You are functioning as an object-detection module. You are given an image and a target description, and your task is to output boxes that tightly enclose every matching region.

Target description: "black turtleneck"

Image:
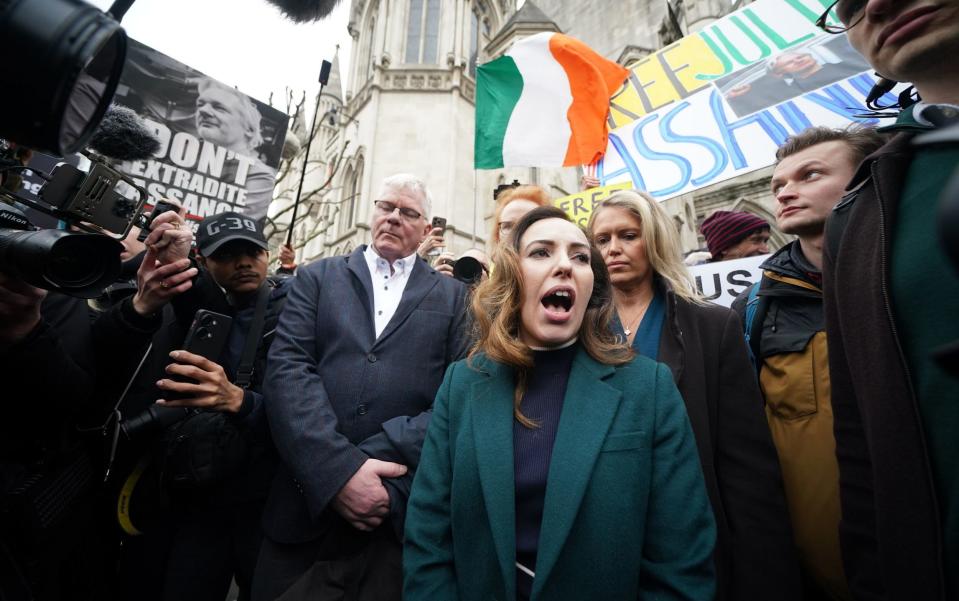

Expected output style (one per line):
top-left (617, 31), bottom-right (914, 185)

top-left (514, 342), bottom-right (577, 597)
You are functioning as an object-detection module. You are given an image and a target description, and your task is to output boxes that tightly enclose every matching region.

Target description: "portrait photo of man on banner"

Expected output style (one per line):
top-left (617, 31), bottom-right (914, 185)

top-left (110, 39), bottom-right (289, 226)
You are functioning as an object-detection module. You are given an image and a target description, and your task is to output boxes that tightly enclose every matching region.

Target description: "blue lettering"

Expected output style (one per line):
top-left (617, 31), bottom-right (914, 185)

top-left (632, 114), bottom-right (692, 197)
top-left (803, 80), bottom-right (872, 122)
top-left (599, 133), bottom-right (646, 190)
top-left (776, 101), bottom-right (813, 134)
top-left (710, 90), bottom-right (790, 169)
top-left (659, 101), bottom-right (729, 187)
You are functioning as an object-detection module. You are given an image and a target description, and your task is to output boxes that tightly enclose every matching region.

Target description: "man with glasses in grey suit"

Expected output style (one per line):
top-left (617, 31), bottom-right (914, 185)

top-left (252, 174), bottom-right (469, 601)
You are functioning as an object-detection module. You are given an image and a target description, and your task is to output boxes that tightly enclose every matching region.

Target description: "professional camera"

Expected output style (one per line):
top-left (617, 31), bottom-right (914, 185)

top-left (436, 255), bottom-right (487, 286)
top-left (0, 141), bottom-right (154, 297)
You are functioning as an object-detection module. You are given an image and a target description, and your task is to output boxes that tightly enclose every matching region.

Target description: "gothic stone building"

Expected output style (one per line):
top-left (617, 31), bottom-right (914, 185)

top-left (268, 0), bottom-right (786, 263)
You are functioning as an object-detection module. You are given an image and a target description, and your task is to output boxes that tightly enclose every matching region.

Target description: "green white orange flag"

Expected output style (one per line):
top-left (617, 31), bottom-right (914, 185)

top-left (474, 32), bottom-right (629, 169)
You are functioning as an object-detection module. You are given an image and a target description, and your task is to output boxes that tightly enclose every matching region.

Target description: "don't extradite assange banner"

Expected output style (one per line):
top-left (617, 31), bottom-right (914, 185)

top-left (112, 40), bottom-right (289, 225)
top-left (598, 0), bottom-right (898, 200)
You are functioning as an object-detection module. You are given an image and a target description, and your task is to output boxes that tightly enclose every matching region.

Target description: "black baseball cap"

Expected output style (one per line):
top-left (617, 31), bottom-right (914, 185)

top-left (195, 212), bottom-right (269, 257)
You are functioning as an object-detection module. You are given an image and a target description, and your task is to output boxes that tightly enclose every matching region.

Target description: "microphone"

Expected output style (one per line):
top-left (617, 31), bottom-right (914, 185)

top-left (865, 76), bottom-right (897, 110)
top-left (261, 0), bottom-right (342, 23)
top-left (87, 105), bottom-right (161, 161)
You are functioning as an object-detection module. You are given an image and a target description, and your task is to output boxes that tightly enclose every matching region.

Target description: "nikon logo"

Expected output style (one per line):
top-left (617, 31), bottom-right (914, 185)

top-left (0, 209), bottom-right (30, 230)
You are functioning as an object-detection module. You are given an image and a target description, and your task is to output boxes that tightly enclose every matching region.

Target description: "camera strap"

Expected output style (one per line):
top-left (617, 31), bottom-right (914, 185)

top-left (235, 282), bottom-right (271, 390)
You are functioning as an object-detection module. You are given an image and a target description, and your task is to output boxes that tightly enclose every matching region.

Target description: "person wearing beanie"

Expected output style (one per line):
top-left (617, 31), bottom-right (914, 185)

top-left (700, 210), bottom-right (771, 262)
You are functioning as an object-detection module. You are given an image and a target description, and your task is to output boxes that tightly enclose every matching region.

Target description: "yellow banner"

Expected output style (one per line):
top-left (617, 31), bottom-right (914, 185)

top-left (607, 0), bottom-right (832, 129)
top-left (554, 182), bottom-right (633, 228)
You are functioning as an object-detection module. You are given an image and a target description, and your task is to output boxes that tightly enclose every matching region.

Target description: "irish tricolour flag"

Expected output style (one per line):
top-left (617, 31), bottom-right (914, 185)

top-left (474, 32), bottom-right (629, 169)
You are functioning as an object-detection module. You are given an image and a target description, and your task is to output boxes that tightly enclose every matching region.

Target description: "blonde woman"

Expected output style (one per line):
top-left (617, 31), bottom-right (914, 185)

top-left (404, 206), bottom-right (715, 600)
top-left (588, 190), bottom-right (801, 601)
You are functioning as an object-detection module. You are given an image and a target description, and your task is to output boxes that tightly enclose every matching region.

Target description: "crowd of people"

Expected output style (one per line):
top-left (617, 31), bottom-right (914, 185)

top-left (1, 1), bottom-right (958, 600)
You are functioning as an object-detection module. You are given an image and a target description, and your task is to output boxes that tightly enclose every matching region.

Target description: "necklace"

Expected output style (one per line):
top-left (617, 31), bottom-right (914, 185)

top-left (620, 297), bottom-right (653, 337)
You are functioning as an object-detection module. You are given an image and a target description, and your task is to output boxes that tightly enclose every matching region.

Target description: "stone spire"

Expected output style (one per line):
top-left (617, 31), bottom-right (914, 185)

top-left (322, 44), bottom-right (344, 103)
top-left (486, 0), bottom-right (560, 59)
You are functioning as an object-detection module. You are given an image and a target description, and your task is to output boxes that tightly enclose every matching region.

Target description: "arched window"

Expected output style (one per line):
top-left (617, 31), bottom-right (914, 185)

top-left (469, 1), bottom-right (492, 76)
top-left (366, 16), bottom-right (377, 76)
top-left (339, 157), bottom-right (364, 235)
top-left (405, 0), bottom-right (441, 64)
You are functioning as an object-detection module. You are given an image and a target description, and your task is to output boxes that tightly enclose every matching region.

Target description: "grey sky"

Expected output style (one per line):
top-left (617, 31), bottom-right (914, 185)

top-left (89, 0), bottom-right (353, 119)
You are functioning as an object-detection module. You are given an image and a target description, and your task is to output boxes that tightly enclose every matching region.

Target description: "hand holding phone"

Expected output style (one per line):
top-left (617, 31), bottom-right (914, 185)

top-left (156, 309), bottom-right (246, 413)
top-left (427, 216), bottom-right (447, 256)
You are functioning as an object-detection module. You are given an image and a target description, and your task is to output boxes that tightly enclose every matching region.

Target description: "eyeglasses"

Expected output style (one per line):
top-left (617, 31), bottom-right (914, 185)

top-left (816, 0), bottom-right (867, 34)
top-left (373, 200), bottom-right (424, 222)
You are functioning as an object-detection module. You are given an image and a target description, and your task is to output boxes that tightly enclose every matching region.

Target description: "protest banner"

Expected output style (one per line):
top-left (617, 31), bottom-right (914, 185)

top-left (689, 254), bottom-right (768, 308)
top-left (554, 182), bottom-right (633, 227)
top-left (608, 0), bottom-right (852, 128)
top-left (111, 40), bottom-right (288, 226)
top-left (598, 0), bottom-right (901, 201)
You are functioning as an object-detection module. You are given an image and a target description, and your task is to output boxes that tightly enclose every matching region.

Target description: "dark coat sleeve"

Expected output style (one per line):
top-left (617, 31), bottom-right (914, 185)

top-left (402, 362), bottom-right (460, 600)
top-left (822, 217), bottom-right (884, 600)
top-left (2, 319), bottom-right (94, 424)
top-left (88, 296), bottom-right (164, 413)
top-left (264, 263), bottom-right (369, 520)
top-left (713, 308), bottom-right (803, 600)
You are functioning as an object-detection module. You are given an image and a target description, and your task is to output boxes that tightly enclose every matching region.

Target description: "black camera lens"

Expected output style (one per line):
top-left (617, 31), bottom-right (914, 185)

top-left (453, 256), bottom-right (486, 285)
top-left (193, 327), bottom-right (213, 341)
top-left (0, 0), bottom-right (127, 154)
top-left (0, 228), bottom-right (122, 298)
top-left (200, 315), bottom-right (217, 327)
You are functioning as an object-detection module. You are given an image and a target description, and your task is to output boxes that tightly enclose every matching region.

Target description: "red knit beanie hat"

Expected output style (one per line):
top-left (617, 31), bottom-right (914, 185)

top-left (700, 211), bottom-right (770, 258)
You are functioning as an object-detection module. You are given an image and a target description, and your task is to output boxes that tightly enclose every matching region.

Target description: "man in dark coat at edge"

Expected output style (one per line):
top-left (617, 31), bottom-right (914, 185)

top-left (818, 1), bottom-right (959, 599)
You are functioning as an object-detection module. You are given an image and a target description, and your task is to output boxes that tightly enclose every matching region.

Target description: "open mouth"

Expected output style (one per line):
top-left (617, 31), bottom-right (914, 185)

top-left (541, 286), bottom-right (575, 322)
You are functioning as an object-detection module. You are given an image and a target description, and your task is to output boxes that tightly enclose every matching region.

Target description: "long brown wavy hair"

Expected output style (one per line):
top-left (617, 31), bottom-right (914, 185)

top-left (470, 206), bottom-right (634, 427)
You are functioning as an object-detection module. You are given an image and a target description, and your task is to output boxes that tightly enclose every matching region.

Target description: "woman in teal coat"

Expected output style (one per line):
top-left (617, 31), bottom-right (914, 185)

top-left (404, 206), bottom-right (716, 600)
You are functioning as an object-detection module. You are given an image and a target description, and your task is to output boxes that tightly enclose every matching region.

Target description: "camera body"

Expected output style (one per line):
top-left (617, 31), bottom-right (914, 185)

top-left (0, 151), bottom-right (153, 298)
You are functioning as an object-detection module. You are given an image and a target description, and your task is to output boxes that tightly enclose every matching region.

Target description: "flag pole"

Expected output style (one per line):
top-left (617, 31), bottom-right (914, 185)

top-left (472, 168), bottom-right (478, 246)
top-left (287, 59), bottom-right (332, 247)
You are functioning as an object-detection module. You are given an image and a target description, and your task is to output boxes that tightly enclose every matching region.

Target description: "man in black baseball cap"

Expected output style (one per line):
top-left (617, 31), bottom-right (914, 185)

top-left (142, 210), bottom-right (286, 600)
top-left (194, 211), bottom-right (271, 301)
top-left (196, 211), bottom-right (270, 257)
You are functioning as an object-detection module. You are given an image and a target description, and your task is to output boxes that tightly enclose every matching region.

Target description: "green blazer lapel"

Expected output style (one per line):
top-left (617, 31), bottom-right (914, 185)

top-left (532, 349), bottom-right (621, 597)
top-left (470, 360), bottom-right (517, 599)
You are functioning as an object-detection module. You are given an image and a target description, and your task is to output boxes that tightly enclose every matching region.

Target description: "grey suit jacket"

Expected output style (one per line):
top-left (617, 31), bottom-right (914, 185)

top-left (262, 246), bottom-right (469, 544)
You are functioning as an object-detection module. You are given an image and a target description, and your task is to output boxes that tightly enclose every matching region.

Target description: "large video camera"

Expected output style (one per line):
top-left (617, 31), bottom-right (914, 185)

top-left (0, 140), bottom-right (157, 297)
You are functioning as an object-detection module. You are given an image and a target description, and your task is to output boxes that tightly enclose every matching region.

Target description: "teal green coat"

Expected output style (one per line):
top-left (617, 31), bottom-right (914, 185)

top-left (404, 347), bottom-right (716, 600)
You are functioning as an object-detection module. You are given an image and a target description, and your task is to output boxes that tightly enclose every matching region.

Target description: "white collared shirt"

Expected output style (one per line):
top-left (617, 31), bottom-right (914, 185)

top-left (364, 245), bottom-right (418, 338)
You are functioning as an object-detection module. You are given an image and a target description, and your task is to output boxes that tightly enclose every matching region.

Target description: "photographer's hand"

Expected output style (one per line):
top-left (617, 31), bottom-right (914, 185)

top-left (416, 227), bottom-right (445, 259)
top-left (434, 251), bottom-right (456, 277)
top-left (131, 247), bottom-right (197, 316)
top-left (144, 205), bottom-right (192, 265)
top-left (0, 273), bottom-right (46, 349)
top-left (155, 350), bottom-right (244, 413)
